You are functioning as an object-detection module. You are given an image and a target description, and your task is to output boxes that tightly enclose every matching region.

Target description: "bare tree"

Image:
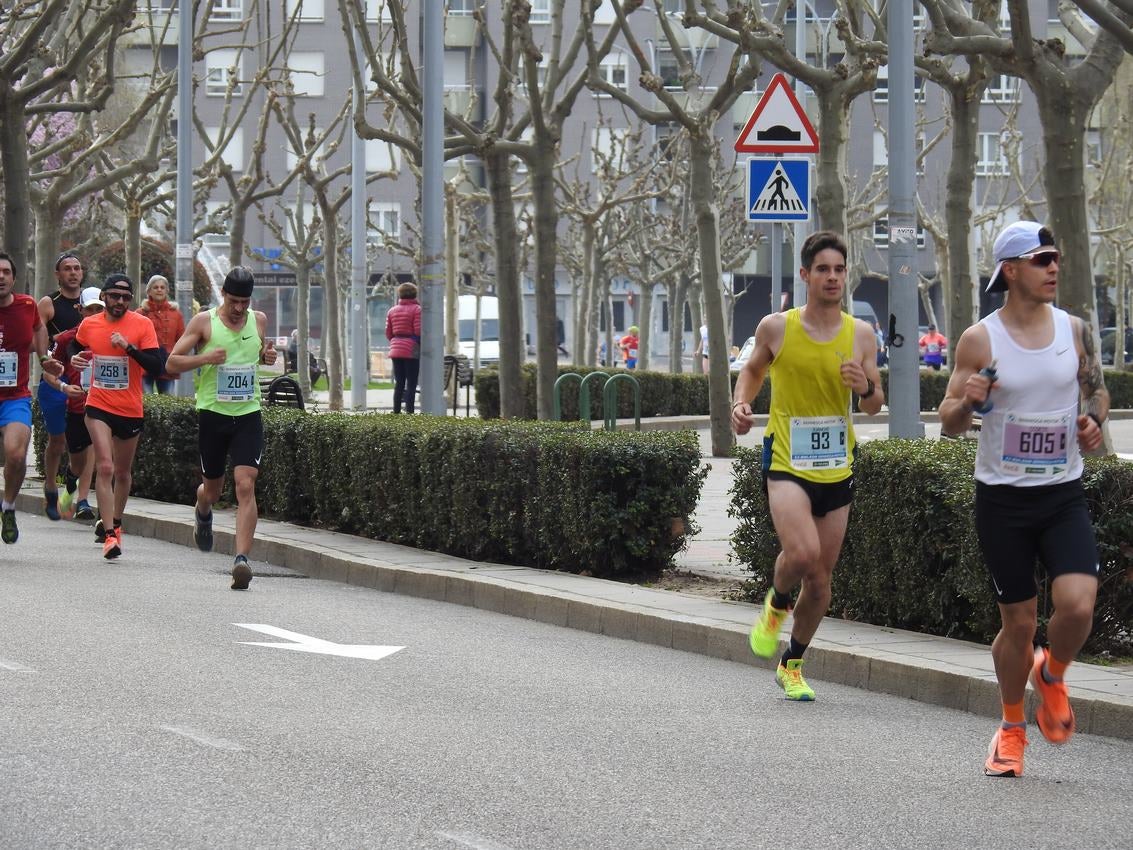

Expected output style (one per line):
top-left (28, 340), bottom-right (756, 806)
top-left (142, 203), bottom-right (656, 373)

top-left (0, 0), bottom-right (137, 280)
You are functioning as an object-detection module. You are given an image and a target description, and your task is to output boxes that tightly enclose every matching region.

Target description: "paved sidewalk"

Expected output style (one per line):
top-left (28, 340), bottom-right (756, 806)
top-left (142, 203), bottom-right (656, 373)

top-left (13, 476), bottom-right (1133, 742)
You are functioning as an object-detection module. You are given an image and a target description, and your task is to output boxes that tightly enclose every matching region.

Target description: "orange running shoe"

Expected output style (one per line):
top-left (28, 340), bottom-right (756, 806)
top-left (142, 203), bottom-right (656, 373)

top-left (984, 726), bottom-right (1027, 777)
top-left (1030, 646), bottom-right (1075, 745)
top-left (103, 528), bottom-right (122, 560)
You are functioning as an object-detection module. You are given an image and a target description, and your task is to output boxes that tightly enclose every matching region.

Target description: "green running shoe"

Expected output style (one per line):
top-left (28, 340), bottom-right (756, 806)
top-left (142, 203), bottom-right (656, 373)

top-left (59, 487), bottom-right (75, 519)
top-left (1, 509), bottom-right (17, 544)
top-left (776, 659), bottom-right (816, 701)
top-left (749, 588), bottom-right (789, 658)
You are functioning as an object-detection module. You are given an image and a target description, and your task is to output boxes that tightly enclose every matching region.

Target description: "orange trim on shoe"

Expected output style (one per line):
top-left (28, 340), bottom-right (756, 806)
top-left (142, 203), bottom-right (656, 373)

top-left (1030, 647), bottom-right (1075, 745)
top-left (984, 726), bottom-right (1027, 777)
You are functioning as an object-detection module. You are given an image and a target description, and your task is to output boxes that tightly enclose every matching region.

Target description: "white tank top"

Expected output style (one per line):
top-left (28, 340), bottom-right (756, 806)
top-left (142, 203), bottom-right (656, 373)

top-left (975, 307), bottom-right (1082, 487)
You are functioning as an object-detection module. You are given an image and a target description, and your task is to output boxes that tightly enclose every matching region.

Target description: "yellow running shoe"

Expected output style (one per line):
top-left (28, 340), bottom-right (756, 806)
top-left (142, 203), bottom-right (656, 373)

top-left (776, 659), bottom-right (816, 701)
top-left (749, 588), bottom-right (789, 658)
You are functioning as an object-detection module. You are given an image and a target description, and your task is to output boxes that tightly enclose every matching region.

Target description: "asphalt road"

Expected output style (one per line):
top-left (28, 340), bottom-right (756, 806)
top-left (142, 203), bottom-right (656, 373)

top-left (2, 514), bottom-right (1131, 850)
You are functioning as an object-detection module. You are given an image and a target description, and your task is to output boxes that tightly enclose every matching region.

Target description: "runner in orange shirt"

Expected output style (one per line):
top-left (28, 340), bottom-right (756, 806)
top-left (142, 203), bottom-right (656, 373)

top-left (71, 274), bottom-right (164, 559)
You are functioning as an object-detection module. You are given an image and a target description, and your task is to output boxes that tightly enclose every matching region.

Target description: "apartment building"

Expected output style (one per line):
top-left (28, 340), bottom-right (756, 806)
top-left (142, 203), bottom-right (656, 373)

top-left (128, 0), bottom-right (1093, 357)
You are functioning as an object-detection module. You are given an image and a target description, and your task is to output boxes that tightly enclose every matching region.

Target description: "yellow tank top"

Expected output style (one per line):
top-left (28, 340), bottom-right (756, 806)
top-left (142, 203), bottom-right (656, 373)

top-left (765, 308), bottom-right (856, 483)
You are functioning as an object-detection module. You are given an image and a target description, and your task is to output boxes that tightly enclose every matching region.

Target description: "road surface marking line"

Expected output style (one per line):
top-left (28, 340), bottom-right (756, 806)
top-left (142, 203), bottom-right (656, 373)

top-left (0, 658), bottom-right (36, 673)
top-left (436, 832), bottom-right (517, 850)
top-left (159, 725), bottom-right (245, 752)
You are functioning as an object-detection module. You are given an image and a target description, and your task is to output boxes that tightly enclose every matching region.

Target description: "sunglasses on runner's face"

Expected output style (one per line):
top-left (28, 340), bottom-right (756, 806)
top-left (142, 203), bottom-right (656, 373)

top-left (103, 292), bottom-right (131, 301)
top-left (1014, 250), bottom-right (1059, 268)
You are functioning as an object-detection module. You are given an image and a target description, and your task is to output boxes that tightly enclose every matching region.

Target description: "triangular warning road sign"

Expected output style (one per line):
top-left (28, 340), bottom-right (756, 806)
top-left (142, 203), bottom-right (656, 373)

top-left (735, 73), bottom-right (819, 154)
top-left (750, 162), bottom-right (806, 215)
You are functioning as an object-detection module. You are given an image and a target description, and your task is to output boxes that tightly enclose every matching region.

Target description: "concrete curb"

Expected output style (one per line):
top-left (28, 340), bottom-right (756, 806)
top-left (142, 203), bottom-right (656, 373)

top-left (16, 488), bottom-right (1132, 741)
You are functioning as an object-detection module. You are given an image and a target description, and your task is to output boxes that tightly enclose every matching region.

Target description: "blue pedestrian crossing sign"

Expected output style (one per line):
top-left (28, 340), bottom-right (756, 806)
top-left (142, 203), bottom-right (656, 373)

top-left (746, 157), bottom-right (811, 223)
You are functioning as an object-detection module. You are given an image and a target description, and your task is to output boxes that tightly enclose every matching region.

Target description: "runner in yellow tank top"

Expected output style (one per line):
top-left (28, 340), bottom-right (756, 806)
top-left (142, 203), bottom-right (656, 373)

top-left (731, 231), bottom-right (885, 700)
top-left (166, 268), bottom-right (278, 591)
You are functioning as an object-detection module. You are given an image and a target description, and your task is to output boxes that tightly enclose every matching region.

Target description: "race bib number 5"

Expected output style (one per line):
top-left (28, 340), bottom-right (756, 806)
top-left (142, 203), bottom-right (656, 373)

top-left (0, 351), bottom-right (17, 387)
top-left (789, 416), bottom-right (849, 470)
top-left (217, 364), bottom-right (257, 402)
top-left (92, 355), bottom-right (129, 390)
top-left (1001, 411), bottom-right (1072, 477)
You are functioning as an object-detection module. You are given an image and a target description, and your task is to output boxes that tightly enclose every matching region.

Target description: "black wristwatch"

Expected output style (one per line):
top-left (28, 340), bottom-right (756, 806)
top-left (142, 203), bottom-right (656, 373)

top-left (859, 378), bottom-right (876, 400)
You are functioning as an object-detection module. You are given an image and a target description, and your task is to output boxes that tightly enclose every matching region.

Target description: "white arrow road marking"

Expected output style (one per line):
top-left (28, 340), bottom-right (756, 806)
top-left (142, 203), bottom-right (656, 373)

top-left (0, 658), bottom-right (36, 673)
top-left (233, 624), bottom-right (405, 661)
top-left (436, 832), bottom-right (518, 850)
top-left (159, 725), bottom-right (245, 752)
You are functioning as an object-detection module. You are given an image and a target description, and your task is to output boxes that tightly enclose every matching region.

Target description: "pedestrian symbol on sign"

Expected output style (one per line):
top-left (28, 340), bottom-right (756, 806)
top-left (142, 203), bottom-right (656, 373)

top-left (746, 158), bottom-right (811, 222)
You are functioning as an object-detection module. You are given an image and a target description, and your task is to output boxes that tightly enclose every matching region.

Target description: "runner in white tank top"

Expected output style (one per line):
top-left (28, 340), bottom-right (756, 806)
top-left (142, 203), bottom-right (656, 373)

top-left (939, 221), bottom-right (1109, 778)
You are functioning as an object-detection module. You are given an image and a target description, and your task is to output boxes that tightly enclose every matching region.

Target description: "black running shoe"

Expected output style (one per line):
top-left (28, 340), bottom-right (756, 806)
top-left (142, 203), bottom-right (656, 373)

top-left (44, 490), bottom-right (61, 521)
top-left (1, 509), bottom-right (17, 544)
top-left (194, 510), bottom-right (213, 552)
top-left (94, 518), bottom-right (106, 543)
top-left (75, 500), bottom-right (96, 521)
top-left (231, 556), bottom-right (252, 591)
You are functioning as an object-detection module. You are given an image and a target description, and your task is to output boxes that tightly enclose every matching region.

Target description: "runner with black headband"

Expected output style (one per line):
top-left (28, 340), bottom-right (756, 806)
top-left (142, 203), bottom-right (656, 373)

top-left (167, 267), bottom-right (277, 590)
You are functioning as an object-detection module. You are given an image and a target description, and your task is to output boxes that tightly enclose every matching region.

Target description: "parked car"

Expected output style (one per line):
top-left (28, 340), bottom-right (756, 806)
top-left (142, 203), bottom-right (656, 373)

top-left (1100, 327), bottom-right (1133, 365)
top-left (731, 335), bottom-right (756, 371)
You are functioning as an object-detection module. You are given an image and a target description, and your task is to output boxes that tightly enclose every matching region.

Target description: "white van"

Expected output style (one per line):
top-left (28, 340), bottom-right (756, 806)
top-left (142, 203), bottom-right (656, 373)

top-left (457, 294), bottom-right (500, 364)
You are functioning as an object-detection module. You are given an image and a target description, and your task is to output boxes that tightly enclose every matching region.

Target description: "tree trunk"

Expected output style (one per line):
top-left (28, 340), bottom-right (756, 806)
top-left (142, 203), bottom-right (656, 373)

top-left (669, 274), bottom-right (689, 374)
top-left (638, 279), bottom-right (655, 372)
top-left (813, 86), bottom-right (850, 235)
top-left (484, 149), bottom-right (524, 418)
top-left (445, 187), bottom-right (459, 355)
top-left (0, 98), bottom-right (31, 286)
top-left (33, 201), bottom-right (62, 299)
top-left (529, 153), bottom-right (559, 420)
top-left (320, 212), bottom-right (344, 410)
top-left (690, 133), bottom-right (733, 457)
top-left (576, 219), bottom-right (595, 364)
top-left (945, 75), bottom-right (983, 353)
top-left (297, 263), bottom-right (312, 398)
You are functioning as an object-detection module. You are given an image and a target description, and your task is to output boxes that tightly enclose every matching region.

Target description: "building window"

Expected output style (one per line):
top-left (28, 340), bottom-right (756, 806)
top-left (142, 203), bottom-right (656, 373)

top-left (285, 0), bottom-right (324, 21)
top-left (873, 214), bottom-right (926, 249)
top-left (443, 49), bottom-right (467, 89)
top-left (982, 73), bottom-right (1019, 104)
top-left (365, 139), bottom-right (402, 173)
top-left (369, 202), bottom-right (401, 241)
top-left (366, 0), bottom-right (392, 20)
top-left (139, 0), bottom-right (175, 10)
top-left (976, 132), bottom-right (1010, 176)
top-left (873, 65), bottom-right (925, 104)
top-left (592, 127), bottom-right (629, 173)
top-left (597, 54), bottom-right (627, 93)
top-left (530, 0), bottom-right (551, 24)
top-left (205, 126), bottom-right (244, 173)
top-left (209, 0), bottom-right (243, 22)
top-left (447, 0), bottom-right (475, 14)
top-left (656, 48), bottom-right (690, 90)
top-left (205, 49), bottom-right (243, 97)
top-left (287, 52), bottom-right (326, 97)
top-left (285, 202), bottom-right (317, 244)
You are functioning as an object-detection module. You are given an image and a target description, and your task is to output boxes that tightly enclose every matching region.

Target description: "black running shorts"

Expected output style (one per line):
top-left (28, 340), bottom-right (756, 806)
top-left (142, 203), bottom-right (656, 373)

top-left (975, 478), bottom-right (1099, 605)
top-left (198, 409), bottom-right (264, 480)
top-left (65, 411), bottom-right (92, 454)
top-left (85, 405), bottom-right (145, 441)
top-left (762, 435), bottom-right (853, 518)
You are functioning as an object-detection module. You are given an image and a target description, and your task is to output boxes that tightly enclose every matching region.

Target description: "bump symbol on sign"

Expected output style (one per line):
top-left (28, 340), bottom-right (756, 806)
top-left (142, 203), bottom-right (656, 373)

top-left (751, 164), bottom-right (806, 215)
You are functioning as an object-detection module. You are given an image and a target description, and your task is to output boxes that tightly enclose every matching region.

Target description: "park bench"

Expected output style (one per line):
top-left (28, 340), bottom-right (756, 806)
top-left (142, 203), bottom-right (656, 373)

top-left (443, 354), bottom-right (474, 416)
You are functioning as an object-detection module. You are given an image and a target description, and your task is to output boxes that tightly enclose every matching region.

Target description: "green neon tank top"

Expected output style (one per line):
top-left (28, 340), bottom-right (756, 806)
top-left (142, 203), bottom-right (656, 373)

top-left (195, 309), bottom-right (262, 415)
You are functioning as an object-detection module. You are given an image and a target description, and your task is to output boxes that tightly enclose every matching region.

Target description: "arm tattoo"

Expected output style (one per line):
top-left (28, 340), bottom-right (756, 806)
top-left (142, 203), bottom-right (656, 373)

top-left (1078, 320), bottom-right (1109, 419)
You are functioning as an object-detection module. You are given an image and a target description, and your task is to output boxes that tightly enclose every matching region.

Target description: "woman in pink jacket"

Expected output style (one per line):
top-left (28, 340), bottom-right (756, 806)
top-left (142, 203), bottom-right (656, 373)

top-left (385, 282), bottom-right (422, 413)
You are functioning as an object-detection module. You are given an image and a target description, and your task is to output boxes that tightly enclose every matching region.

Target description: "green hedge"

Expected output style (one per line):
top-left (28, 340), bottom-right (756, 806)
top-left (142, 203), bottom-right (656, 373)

top-left (730, 439), bottom-right (1133, 655)
top-left (40, 396), bottom-right (706, 580)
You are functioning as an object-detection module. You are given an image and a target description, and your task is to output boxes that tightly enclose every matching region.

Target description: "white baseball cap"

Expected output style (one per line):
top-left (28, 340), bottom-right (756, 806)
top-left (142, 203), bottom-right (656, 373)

top-left (986, 221), bottom-right (1057, 293)
top-left (80, 286), bottom-right (103, 308)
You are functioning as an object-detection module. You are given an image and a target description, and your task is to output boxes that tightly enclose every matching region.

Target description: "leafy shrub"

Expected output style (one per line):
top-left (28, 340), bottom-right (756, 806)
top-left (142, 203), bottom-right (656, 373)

top-left (38, 396), bottom-right (706, 580)
top-left (730, 439), bottom-right (1133, 654)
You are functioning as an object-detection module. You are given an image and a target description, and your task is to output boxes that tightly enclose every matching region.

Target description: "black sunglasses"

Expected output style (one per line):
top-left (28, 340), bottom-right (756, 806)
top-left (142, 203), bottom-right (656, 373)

top-left (103, 292), bottom-right (132, 301)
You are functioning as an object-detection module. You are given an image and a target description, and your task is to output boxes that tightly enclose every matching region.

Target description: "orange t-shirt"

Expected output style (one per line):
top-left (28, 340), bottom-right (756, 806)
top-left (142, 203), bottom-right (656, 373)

top-left (75, 310), bottom-right (159, 418)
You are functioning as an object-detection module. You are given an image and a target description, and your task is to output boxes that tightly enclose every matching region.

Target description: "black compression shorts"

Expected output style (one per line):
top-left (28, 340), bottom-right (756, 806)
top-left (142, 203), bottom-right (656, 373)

top-left (198, 409), bottom-right (263, 480)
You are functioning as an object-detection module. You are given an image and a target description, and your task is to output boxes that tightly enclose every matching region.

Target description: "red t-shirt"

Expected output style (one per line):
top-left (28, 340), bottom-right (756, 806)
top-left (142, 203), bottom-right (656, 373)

top-left (75, 310), bottom-right (158, 419)
top-left (50, 327), bottom-right (89, 415)
top-left (0, 294), bottom-right (43, 401)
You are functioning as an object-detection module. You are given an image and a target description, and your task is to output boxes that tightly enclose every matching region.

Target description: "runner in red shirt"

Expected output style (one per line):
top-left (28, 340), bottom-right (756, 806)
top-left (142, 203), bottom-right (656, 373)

top-left (0, 251), bottom-right (63, 544)
top-left (43, 287), bottom-right (105, 520)
top-left (71, 274), bottom-right (164, 559)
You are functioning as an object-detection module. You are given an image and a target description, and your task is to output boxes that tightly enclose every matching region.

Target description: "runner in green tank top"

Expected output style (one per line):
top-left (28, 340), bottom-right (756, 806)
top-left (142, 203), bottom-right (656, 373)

top-left (166, 268), bottom-right (278, 590)
top-left (730, 231), bottom-right (885, 701)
